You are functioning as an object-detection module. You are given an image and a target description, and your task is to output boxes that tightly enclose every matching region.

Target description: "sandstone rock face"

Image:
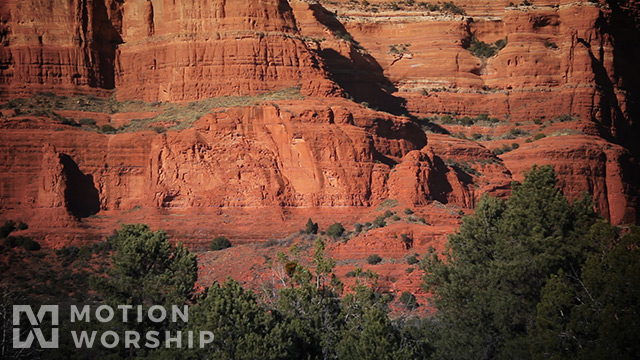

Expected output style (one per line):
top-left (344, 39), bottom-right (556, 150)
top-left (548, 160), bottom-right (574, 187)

top-left (326, 0), bottom-right (639, 152)
top-left (0, 0), bottom-right (338, 100)
top-left (0, 0), bottom-right (638, 251)
top-left (500, 135), bottom-right (638, 225)
top-left (0, 0), bottom-right (121, 97)
top-left (2, 101), bottom-right (477, 246)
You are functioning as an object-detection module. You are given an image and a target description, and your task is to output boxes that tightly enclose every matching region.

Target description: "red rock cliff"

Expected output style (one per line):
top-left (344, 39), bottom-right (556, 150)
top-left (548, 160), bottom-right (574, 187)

top-left (0, 0), bottom-right (339, 100)
top-left (0, 0), bottom-right (638, 248)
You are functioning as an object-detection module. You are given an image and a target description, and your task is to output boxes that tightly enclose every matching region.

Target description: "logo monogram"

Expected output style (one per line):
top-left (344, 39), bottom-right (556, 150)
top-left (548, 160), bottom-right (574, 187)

top-left (13, 305), bottom-right (59, 349)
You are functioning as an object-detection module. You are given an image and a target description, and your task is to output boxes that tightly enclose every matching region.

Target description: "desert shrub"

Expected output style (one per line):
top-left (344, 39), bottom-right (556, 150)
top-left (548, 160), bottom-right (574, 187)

top-left (441, 1), bottom-right (465, 15)
top-left (56, 113), bottom-right (79, 127)
top-left (554, 114), bottom-right (576, 122)
top-left (210, 236), bottom-right (232, 251)
top-left (22, 238), bottom-right (40, 251)
top-left (78, 246), bottom-right (92, 260)
top-left (510, 128), bottom-right (528, 136)
top-left (493, 144), bottom-right (518, 155)
top-left (533, 118), bottom-right (543, 125)
top-left (404, 208), bottom-right (414, 215)
top-left (101, 124), bottom-right (117, 133)
top-left (345, 268), bottom-right (360, 277)
top-left (90, 240), bottom-right (112, 254)
top-left (261, 239), bottom-right (279, 248)
top-left (468, 38), bottom-right (507, 58)
top-left (367, 254), bottom-right (383, 265)
top-left (407, 255), bottom-right (419, 265)
top-left (460, 116), bottom-right (474, 126)
top-left (445, 159), bottom-right (480, 176)
top-left (354, 223), bottom-right (363, 233)
top-left (305, 218), bottom-right (319, 234)
top-left (3, 235), bottom-right (20, 247)
top-left (373, 216), bottom-right (387, 228)
top-left (327, 223), bottom-right (345, 239)
top-left (388, 43), bottom-right (411, 55)
top-left (534, 133), bottom-right (547, 141)
top-left (440, 115), bottom-right (455, 124)
top-left (334, 31), bottom-right (363, 49)
top-left (79, 118), bottom-right (97, 126)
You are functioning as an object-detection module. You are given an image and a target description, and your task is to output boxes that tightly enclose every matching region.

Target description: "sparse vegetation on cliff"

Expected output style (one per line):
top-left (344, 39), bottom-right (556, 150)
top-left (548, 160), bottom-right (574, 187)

top-left (544, 39), bottom-right (558, 49)
top-left (367, 254), bottom-right (383, 265)
top-left (327, 222), bottom-right (346, 239)
top-left (331, 0), bottom-right (466, 15)
top-left (0, 87), bottom-right (303, 133)
top-left (466, 37), bottom-right (507, 58)
top-left (534, 132), bottom-right (547, 141)
top-left (388, 43), bottom-right (411, 55)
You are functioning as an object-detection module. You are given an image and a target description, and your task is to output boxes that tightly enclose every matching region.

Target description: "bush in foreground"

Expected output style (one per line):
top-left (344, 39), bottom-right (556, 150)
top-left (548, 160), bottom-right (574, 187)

top-left (210, 236), bottom-right (232, 251)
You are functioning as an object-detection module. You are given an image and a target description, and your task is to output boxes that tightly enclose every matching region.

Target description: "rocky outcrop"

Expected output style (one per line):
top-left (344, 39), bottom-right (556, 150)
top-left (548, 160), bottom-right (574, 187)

top-left (500, 135), bottom-right (638, 225)
top-left (0, 101), bottom-right (473, 246)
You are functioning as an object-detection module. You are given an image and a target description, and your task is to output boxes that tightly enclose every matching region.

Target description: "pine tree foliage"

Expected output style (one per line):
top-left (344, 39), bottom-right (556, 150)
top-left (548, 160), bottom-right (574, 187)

top-left (534, 222), bottom-right (640, 360)
top-left (92, 223), bottom-right (197, 307)
top-left (421, 165), bottom-right (597, 359)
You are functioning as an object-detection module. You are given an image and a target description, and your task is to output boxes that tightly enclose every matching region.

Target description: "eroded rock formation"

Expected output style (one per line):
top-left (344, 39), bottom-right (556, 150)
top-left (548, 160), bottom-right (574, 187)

top-left (0, 0), bottom-right (638, 250)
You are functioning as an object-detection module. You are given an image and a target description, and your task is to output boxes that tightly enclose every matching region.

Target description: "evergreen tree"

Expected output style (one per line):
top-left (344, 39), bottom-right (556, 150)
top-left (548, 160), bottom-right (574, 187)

top-left (305, 218), bottom-right (319, 234)
top-left (534, 222), bottom-right (640, 360)
top-left (275, 238), bottom-right (343, 359)
top-left (89, 224), bottom-right (197, 357)
top-left (337, 307), bottom-right (408, 360)
top-left (93, 223), bottom-right (197, 307)
top-left (326, 223), bottom-right (345, 239)
top-left (183, 280), bottom-right (292, 360)
top-left (421, 165), bottom-right (596, 360)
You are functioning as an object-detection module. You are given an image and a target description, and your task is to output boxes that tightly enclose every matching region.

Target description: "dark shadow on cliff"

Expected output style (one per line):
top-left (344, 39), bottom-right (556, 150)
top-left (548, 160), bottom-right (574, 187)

top-left (596, 2), bottom-right (640, 157)
top-left (426, 155), bottom-right (454, 204)
top-left (60, 154), bottom-right (100, 219)
top-left (423, 154), bottom-right (476, 206)
top-left (410, 116), bottom-right (451, 135)
top-left (84, 0), bottom-right (123, 89)
top-left (307, 4), bottom-right (407, 115)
